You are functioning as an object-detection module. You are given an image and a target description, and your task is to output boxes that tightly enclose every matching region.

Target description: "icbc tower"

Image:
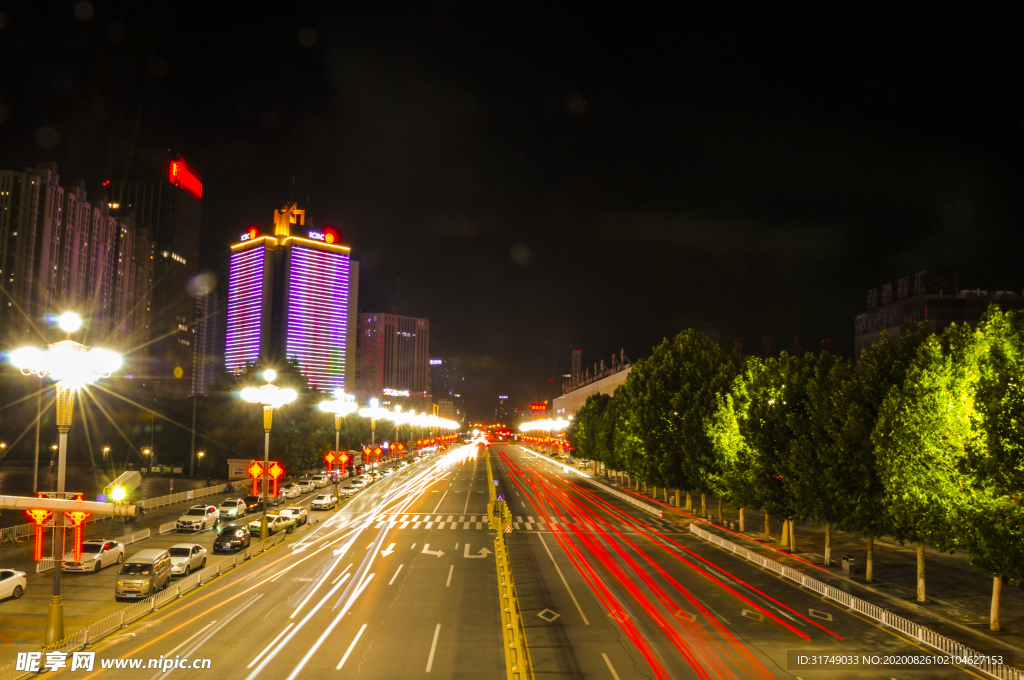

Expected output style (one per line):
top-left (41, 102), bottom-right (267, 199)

top-left (224, 203), bottom-right (359, 392)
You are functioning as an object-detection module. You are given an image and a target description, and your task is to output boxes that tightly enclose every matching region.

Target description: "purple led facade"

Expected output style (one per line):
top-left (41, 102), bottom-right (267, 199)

top-left (284, 244), bottom-right (349, 391)
top-left (225, 244), bottom-right (266, 373)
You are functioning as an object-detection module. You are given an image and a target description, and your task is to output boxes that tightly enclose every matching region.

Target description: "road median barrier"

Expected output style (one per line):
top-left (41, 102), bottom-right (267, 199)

top-left (494, 507), bottom-right (533, 680)
top-left (688, 523), bottom-right (1022, 680)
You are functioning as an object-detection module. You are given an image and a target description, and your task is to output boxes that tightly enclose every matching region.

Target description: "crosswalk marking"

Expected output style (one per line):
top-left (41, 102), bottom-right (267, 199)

top-left (362, 513), bottom-right (682, 533)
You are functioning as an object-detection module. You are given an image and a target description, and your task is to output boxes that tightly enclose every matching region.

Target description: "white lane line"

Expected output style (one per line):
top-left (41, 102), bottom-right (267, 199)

top-left (248, 622), bottom-right (295, 668)
top-left (165, 620), bottom-right (217, 658)
top-left (389, 564), bottom-right (404, 585)
top-left (462, 484), bottom-right (472, 513)
top-left (538, 533), bottom-right (589, 625)
top-left (446, 564), bottom-right (454, 587)
top-left (331, 563), bottom-right (354, 584)
top-left (425, 623), bottom-right (441, 672)
top-left (336, 623), bottom-right (368, 669)
top-left (602, 653), bottom-right (621, 680)
top-left (155, 594), bottom-right (263, 680)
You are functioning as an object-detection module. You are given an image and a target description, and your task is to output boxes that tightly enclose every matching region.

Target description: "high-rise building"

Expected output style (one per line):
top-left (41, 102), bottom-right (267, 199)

top-left (355, 311), bottom-right (430, 403)
top-left (192, 291), bottom-right (226, 395)
top-left (109, 151), bottom-right (202, 397)
top-left (224, 204), bottom-right (357, 392)
top-left (0, 162), bottom-right (138, 349)
top-left (429, 356), bottom-right (465, 423)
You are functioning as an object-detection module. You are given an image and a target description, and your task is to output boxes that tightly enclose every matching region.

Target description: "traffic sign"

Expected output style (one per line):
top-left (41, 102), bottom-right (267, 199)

top-left (493, 480), bottom-right (499, 486)
top-left (504, 525), bottom-right (513, 533)
top-left (497, 494), bottom-right (505, 502)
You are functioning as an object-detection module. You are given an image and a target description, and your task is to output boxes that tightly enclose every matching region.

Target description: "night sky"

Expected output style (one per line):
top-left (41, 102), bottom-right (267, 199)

top-left (2, 3), bottom-right (1022, 420)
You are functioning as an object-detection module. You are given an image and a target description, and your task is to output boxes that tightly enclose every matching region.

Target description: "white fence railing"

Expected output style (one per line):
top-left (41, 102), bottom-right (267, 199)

top-left (0, 531), bottom-right (289, 672)
top-left (518, 446), bottom-right (664, 519)
top-left (1, 485), bottom-right (228, 549)
top-left (158, 521), bottom-right (178, 534)
top-left (35, 529), bottom-right (152, 573)
top-left (688, 523), bottom-right (1022, 680)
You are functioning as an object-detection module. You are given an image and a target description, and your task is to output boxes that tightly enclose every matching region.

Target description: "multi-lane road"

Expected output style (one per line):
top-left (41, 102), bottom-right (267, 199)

top-left (2, 443), bottom-right (990, 679)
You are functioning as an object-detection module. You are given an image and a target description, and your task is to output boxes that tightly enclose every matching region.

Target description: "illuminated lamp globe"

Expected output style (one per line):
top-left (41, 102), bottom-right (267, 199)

top-left (110, 486), bottom-right (127, 502)
top-left (264, 369), bottom-right (277, 382)
top-left (58, 312), bottom-right (82, 334)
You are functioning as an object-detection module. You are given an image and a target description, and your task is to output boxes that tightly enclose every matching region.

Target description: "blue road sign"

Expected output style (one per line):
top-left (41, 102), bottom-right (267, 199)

top-left (497, 494), bottom-right (505, 502)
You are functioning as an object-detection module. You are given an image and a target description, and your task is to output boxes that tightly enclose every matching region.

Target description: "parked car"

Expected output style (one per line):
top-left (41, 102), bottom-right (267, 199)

top-left (176, 505), bottom-right (219, 532)
top-left (310, 494), bottom-right (337, 510)
top-left (349, 477), bottom-right (367, 489)
top-left (62, 539), bottom-right (125, 573)
top-left (168, 543), bottom-right (207, 577)
top-left (213, 524), bottom-right (251, 552)
top-left (0, 569), bottom-right (27, 600)
top-left (296, 479), bottom-right (316, 493)
top-left (247, 514), bottom-right (294, 536)
top-left (242, 495), bottom-right (264, 513)
top-left (218, 498), bottom-right (247, 520)
top-left (279, 505), bottom-right (308, 525)
top-left (280, 483), bottom-right (301, 499)
top-left (115, 549), bottom-right (171, 601)
top-left (398, 461), bottom-right (409, 469)
top-left (338, 486), bottom-right (357, 498)
top-left (309, 474), bottom-right (329, 488)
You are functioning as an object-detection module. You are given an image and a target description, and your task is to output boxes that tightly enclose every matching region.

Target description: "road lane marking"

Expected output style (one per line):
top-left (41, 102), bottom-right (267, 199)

top-left (381, 543), bottom-right (396, 556)
top-left (538, 533), bottom-right (589, 625)
top-left (602, 653), bottom-right (622, 680)
top-left (336, 624), bottom-right (367, 669)
top-left (425, 623), bottom-right (441, 672)
top-left (154, 594), bottom-right (263, 680)
top-left (446, 564), bottom-right (454, 586)
top-left (389, 564), bottom-right (404, 585)
top-left (164, 620), bottom-right (217, 658)
top-left (248, 622), bottom-right (294, 668)
top-left (463, 544), bottom-right (492, 558)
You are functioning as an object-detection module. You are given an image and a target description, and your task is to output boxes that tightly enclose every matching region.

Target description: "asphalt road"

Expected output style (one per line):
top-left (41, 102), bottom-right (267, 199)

top-left (492, 444), bottom-right (984, 680)
top-left (53, 445), bottom-right (505, 679)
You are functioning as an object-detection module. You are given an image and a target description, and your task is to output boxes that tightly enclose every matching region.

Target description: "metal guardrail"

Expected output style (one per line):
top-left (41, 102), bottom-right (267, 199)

top-left (495, 530), bottom-right (533, 680)
top-left (158, 520), bottom-right (178, 534)
top-left (35, 528), bottom-right (152, 573)
top-left (688, 523), bottom-right (1022, 680)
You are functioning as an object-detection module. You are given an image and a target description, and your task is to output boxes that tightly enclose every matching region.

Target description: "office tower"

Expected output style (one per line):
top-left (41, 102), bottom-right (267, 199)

top-left (355, 311), bottom-right (430, 403)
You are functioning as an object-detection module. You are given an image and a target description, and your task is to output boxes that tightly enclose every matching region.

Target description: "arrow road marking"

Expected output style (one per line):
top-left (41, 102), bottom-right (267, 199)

top-left (381, 542), bottom-right (396, 556)
top-left (463, 544), bottom-right (492, 558)
top-left (422, 544), bottom-right (445, 557)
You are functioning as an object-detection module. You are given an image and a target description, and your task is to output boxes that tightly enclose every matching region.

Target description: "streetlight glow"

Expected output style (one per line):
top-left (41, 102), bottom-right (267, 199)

top-left (57, 312), bottom-right (82, 334)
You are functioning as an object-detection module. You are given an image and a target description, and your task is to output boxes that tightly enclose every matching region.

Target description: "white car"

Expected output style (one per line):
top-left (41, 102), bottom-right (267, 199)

top-left (338, 486), bottom-right (357, 498)
top-left (247, 514), bottom-right (294, 536)
top-left (176, 505), bottom-right (219, 532)
top-left (169, 544), bottom-right (207, 577)
top-left (309, 475), bottom-right (329, 488)
top-left (280, 483), bottom-right (301, 499)
top-left (349, 477), bottom-right (367, 488)
top-left (279, 505), bottom-right (308, 525)
top-left (217, 499), bottom-right (247, 520)
top-left (297, 480), bottom-right (316, 493)
top-left (0, 569), bottom-right (26, 600)
top-left (311, 494), bottom-right (337, 510)
top-left (398, 461), bottom-right (409, 469)
top-left (61, 539), bottom-right (125, 572)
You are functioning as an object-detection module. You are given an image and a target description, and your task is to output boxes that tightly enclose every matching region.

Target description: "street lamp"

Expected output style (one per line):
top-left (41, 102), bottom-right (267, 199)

top-left (359, 398), bottom-right (389, 446)
top-left (241, 372), bottom-right (297, 540)
top-left (102, 446), bottom-right (110, 459)
top-left (319, 389), bottom-right (358, 497)
top-left (197, 451), bottom-right (205, 473)
top-left (8, 311), bottom-right (122, 645)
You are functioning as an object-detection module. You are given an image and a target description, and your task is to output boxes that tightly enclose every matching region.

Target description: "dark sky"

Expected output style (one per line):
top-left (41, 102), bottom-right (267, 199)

top-left (2, 3), bottom-right (1023, 420)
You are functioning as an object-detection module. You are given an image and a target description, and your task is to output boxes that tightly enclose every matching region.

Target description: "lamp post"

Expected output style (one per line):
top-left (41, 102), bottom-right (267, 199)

top-left (241, 369), bottom-right (297, 541)
top-left (0, 442), bottom-right (6, 470)
top-left (197, 451), bottom-right (205, 475)
top-left (8, 311), bottom-right (122, 645)
top-left (319, 389), bottom-right (357, 498)
top-left (359, 398), bottom-right (389, 446)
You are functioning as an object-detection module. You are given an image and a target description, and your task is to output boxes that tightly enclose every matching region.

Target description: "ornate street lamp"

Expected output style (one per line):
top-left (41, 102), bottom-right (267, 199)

top-left (8, 311), bottom-right (122, 645)
top-left (319, 389), bottom-right (358, 498)
top-left (358, 398), bottom-right (390, 446)
top-left (240, 370), bottom-right (297, 540)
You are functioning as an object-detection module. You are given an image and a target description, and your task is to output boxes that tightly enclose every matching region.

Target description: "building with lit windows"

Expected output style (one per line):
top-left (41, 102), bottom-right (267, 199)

top-left (354, 311), bottom-right (430, 404)
top-left (224, 203), bottom-right (358, 392)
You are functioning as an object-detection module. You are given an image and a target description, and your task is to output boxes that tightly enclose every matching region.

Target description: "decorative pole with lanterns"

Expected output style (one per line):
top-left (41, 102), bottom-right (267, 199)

top-left (319, 389), bottom-right (358, 498)
top-left (8, 311), bottom-right (122, 645)
top-left (241, 370), bottom-right (297, 541)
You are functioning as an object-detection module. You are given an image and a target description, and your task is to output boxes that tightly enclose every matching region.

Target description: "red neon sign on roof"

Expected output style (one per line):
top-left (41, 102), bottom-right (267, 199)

top-left (168, 156), bottom-right (203, 200)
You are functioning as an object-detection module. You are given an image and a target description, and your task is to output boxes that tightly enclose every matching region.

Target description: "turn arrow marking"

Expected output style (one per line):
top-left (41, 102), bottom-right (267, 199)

top-left (381, 542), bottom-right (396, 556)
top-left (464, 544), bottom-right (492, 558)
top-left (422, 544), bottom-right (445, 557)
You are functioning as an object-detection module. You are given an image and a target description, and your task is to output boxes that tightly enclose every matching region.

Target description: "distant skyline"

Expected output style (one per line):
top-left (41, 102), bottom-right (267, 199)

top-left (2, 4), bottom-right (1023, 420)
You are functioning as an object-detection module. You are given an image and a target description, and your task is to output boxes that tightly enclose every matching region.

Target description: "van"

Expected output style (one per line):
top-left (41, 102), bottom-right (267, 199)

top-left (115, 548), bottom-right (172, 601)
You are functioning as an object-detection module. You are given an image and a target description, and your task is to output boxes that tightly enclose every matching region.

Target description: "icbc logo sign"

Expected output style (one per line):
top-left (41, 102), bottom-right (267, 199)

top-left (307, 225), bottom-right (339, 244)
top-left (241, 227), bottom-right (259, 242)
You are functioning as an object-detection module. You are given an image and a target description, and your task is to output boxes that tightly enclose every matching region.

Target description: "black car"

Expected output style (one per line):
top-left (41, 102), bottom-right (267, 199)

top-left (242, 496), bottom-right (264, 513)
top-left (213, 524), bottom-right (251, 552)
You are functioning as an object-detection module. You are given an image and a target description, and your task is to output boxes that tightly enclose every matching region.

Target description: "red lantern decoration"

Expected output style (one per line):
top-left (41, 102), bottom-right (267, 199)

top-left (324, 451), bottom-right (336, 472)
top-left (24, 508), bottom-right (53, 561)
top-left (268, 461), bottom-right (285, 496)
top-left (66, 510), bottom-right (92, 562)
top-left (248, 461), bottom-right (265, 497)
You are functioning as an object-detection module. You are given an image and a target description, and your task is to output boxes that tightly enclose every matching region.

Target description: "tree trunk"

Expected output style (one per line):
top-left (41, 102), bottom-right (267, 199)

top-left (764, 513), bottom-right (770, 540)
top-left (866, 536), bottom-right (873, 582)
top-left (781, 518), bottom-right (790, 546)
top-left (686, 491), bottom-right (692, 511)
top-left (675, 489), bottom-right (680, 507)
top-left (739, 507), bottom-right (745, 532)
top-left (824, 523), bottom-right (831, 566)
top-left (701, 493), bottom-right (707, 517)
top-left (663, 488), bottom-right (668, 503)
top-left (991, 575), bottom-right (1002, 632)
top-left (916, 542), bottom-right (926, 603)
top-left (718, 497), bottom-right (723, 524)
top-left (790, 519), bottom-right (796, 553)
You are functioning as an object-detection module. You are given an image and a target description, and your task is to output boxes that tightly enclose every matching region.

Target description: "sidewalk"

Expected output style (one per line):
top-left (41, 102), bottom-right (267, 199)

top-left (620, 483), bottom-right (1024, 664)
